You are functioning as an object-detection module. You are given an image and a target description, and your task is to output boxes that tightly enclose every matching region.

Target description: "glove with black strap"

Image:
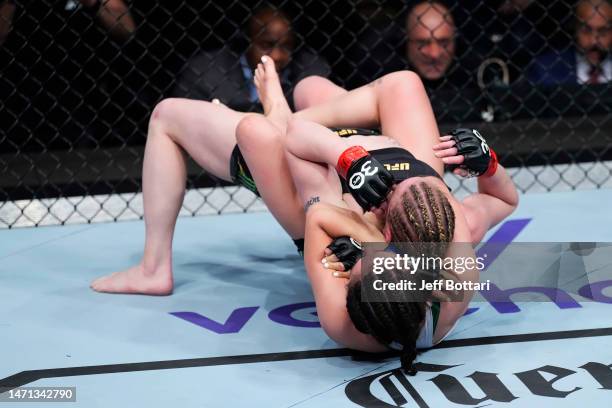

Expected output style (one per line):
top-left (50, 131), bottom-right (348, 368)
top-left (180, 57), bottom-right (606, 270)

top-left (326, 236), bottom-right (362, 271)
top-left (447, 128), bottom-right (498, 177)
top-left (336, 146), bottom-right (393, 210)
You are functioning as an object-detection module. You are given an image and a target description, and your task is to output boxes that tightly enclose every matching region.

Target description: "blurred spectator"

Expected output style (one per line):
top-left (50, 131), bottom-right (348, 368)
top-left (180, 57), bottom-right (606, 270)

top-left (343, 1), bottom-right (475, 91)
top-left (403, 1), bottom-right (477, 91)
top-left (174, 7), bottom-right (331, 111)
top-left (77, 0), bottom-right (135, 42)
top-left (173, 6), bottom-right (331, 111)
top-left (405, 1), bottom-right (456, 84)
top-left (0, 0), bottom-right (16, 47)
top-left (1, 0), bottom-right (136, 151)
top-left (527, 0), bottom-right (611, 85)
top-left (1, 1), bottom-right (133, 44)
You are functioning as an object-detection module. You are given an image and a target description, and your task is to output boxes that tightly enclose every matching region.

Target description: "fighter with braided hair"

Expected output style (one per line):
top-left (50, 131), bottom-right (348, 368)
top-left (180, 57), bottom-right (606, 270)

top-left (278, 71), bottom-right (518, 373)
top-left (226, 57), bottom-right (517, 373)
top-left (91, 50), bottom-right (517, 374)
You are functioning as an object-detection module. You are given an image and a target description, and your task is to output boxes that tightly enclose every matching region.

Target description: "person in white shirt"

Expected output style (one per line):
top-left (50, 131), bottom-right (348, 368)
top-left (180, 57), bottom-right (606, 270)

top-left (527, 0), bottom-right (611, 85)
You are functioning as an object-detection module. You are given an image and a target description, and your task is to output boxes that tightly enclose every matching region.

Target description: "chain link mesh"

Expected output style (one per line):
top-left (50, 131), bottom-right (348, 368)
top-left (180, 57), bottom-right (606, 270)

top-left (1, 0), bottom-right (611, 228)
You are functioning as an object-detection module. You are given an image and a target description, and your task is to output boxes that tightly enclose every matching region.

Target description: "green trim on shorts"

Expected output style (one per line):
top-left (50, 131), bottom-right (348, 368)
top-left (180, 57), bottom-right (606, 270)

top-left (229, 145), bottom-right (260, 196)
top-left (431, 301), bottom-right (441, 332)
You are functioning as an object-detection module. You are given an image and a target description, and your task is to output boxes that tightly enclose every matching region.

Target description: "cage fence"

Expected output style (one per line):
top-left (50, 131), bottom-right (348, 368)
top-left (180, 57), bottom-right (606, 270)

top-left (0, 0), bottom-right (610, 228)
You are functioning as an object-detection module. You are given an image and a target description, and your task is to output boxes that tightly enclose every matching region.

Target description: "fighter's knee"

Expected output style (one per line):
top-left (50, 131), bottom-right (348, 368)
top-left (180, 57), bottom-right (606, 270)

top-left (293, 75), bottom-right (328, 110)
top-left (381, 70), bottom-right (424, 92)
top-left (235, 114), bottom-right (282, 148)
top-left (150, 98), bottom-right (181, 124)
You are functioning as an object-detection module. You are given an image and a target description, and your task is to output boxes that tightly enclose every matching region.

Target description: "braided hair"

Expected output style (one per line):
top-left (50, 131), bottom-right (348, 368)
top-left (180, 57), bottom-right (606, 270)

top-left (347, 263), bottom-right (429, 375)
top-left (388, 181), bottom-right (455, 247)
top-left (345, 180), bottom-right (455, 374)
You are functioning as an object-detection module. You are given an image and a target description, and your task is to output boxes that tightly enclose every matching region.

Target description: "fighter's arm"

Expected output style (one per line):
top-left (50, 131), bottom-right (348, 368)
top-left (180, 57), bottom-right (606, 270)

top-left (460, 167), bottom-right (518, 242)
top-left (285, 118), bottom-right (394, 211)
top-left (434, 129), bottom-right (518, 243)
top-left (438, 208), bottom-right (480, 322)
top-left (304, 204), bottom-right (387, 352)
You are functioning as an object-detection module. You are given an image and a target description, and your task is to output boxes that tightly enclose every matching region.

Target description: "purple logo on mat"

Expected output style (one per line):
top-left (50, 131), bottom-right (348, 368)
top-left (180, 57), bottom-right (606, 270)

top-left (171, 303), bottom-right (320, 333)
top-left (170, 219), bottom-right (612, 333)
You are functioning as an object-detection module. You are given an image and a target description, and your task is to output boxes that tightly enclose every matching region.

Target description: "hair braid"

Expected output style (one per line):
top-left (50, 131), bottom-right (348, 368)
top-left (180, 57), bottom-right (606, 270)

top-left (389, 181), bottom-right (455, 246)
top-left (346, 264), bottom-right (428, 375)
top-left (424, 183), bottom-right (443, 240)
top-left (345, 180), bottom-right (455, 375)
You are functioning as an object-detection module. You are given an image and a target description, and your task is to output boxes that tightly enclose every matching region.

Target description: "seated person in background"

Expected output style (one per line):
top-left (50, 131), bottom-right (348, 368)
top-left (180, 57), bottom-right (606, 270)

top-left (0, 0), bottom-right (135, 150)
top-left (527, 0), bottom-right (611, 85)
top-left (404, 1), bottom-right (475, 91)
top-left (0, 0), bottom-right (16, 47)
top-left (173, 5), bottom-right (331, 111)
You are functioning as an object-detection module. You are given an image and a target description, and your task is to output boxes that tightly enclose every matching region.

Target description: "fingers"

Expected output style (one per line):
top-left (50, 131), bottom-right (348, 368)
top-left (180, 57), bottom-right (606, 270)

top-left (322, 254), bottom-right (340, 264)
top-left (325, 261), bottom-right (346, 271)
top-left (433, 140), bottom-right (456, 151)
top-left (434, 146), bottom-right (459, 158)
top-left (453, 168), bottom-right (469, 177)
top-left (441, 155), bottom-right (465, 165)
top-left (332, 271), bottom-right (351, 279)
top-left (324, 248), bottom-right (332, 256)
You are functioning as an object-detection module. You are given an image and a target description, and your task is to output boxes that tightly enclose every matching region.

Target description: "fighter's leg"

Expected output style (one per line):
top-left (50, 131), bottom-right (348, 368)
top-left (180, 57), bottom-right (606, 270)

top-left (293, 76), bottom-right (348, 111)
top-left (296, 71), bottom-right (444, 175)
top-left (91, 98), bottom-right (246, 294)
top-left (232, 56), bottom-right (305, 242)
top-left (284, 119), bottom-right (347, 211)
top-left (235, 115), bottom-right (305, 239)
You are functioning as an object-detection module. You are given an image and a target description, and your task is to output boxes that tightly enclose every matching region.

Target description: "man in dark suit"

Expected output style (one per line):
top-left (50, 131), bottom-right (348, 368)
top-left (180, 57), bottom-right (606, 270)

top-left (527, 0), bottom-right (611, 85)
top-left (173, 6), bottom-right (330, 111)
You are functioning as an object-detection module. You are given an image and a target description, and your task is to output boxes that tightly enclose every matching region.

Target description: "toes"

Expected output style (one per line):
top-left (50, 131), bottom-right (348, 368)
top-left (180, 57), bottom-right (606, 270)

top-left (90, 277), bottom-right (104, 289)
top-left (256, 62), bottom-right (265, 77)
top-left (260, 55), bottom-right (276, 76)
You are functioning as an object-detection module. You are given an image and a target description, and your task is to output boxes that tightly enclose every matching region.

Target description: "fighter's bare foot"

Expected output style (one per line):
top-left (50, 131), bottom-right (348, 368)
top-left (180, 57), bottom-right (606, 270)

top-left (254, 55), bottom-right (292, 131)
top-left (90, 263), bottom-right (173, 295)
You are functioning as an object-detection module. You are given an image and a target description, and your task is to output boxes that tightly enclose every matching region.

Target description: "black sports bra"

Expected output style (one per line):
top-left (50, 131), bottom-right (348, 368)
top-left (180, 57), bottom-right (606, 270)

top-left (369, 147), bottom-right (443, 183)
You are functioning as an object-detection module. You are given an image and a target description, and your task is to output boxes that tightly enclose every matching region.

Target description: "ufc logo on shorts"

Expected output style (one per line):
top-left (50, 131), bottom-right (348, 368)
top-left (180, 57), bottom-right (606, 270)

top-left (472, 129), bottom-right (490, 155)
top-left (349, 160), bottom-right (378, 189)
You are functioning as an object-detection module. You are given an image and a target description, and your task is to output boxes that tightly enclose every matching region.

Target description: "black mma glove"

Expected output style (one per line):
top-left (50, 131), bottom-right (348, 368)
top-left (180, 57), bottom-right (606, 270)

top-left (336, 146), bottom-right (393, 210)
top-left (326, 236), bottom-right (362, 271)
top-left (447, 128), bottom-right (498, 177)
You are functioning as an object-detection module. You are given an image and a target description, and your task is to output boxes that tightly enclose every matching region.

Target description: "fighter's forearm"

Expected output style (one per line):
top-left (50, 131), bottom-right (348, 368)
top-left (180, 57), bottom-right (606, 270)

top-left (476, 164), bottom-right (519, 208)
